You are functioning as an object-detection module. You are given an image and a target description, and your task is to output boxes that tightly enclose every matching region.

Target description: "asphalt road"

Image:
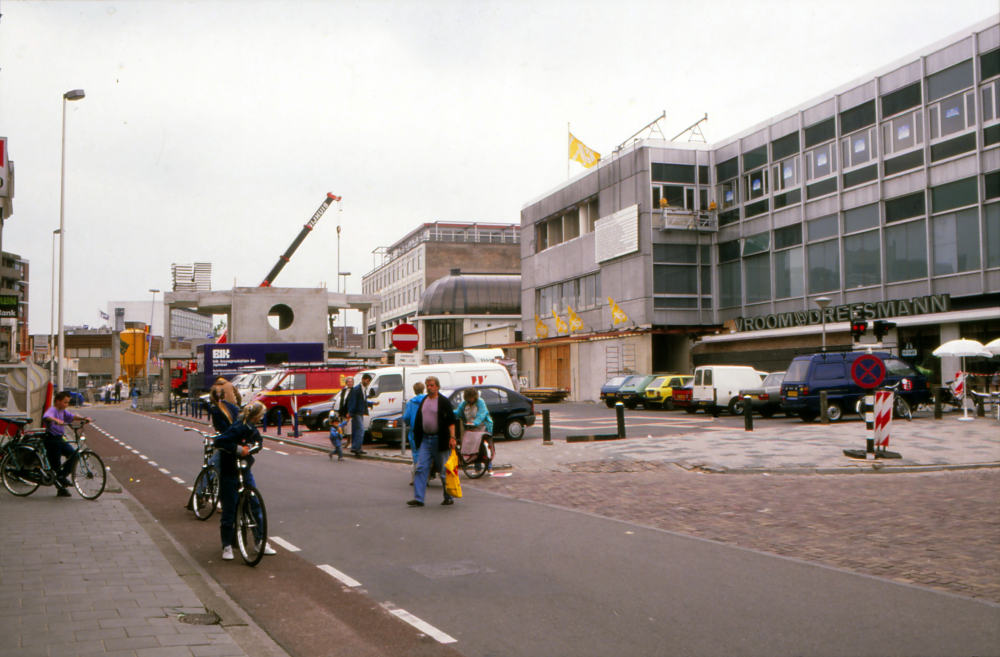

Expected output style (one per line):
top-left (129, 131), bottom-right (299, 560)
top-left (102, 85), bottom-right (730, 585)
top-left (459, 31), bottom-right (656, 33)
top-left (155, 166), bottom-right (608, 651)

top-left (85, 408), bottom-right (1000, 657)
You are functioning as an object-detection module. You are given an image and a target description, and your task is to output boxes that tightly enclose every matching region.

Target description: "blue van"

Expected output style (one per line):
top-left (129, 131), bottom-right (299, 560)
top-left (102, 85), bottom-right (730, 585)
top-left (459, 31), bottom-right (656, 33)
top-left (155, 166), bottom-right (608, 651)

top-left (780, 351), bottom-right (930, 422)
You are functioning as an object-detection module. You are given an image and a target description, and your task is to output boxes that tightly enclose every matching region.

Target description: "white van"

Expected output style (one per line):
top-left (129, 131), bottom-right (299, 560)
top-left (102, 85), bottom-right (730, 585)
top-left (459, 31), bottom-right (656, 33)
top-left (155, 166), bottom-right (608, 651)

top-left (358, 362), bottom-right (514, 428)
top-left (691, 365), bottom-right (765, 416)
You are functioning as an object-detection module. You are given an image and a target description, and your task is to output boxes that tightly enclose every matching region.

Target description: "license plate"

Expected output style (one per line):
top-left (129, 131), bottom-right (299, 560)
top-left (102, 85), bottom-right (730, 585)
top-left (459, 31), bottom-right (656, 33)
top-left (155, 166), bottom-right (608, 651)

top-left (372, 431), bottom-right (382, 438)
top-left (787, 391), bottom-right (798, 397)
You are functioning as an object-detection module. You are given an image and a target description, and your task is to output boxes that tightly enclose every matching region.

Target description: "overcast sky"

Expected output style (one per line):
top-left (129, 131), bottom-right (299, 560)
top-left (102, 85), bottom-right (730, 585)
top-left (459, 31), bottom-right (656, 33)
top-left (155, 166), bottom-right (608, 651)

top-left (1, 0), bottom-right (997, 334)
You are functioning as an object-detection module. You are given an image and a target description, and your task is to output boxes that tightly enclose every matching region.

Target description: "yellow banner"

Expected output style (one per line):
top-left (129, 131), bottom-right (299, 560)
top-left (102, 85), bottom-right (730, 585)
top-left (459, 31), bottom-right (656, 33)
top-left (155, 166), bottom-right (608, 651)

top-left (567, 306), bottom-right (585, 332)
top-left (534, 314), bottom-right (550, 339)
top-left (552, 307), bottom-right (569, 333)
top-left (608, 297), bottom-right (629, 325)
top-left (569, 133), bottom-right (601, 168)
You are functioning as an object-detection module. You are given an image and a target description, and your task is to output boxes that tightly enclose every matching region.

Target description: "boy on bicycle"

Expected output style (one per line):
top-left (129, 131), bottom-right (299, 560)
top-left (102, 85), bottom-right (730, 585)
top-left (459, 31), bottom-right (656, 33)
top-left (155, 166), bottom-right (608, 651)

top-left (42, 391), bottom-right (91, 497)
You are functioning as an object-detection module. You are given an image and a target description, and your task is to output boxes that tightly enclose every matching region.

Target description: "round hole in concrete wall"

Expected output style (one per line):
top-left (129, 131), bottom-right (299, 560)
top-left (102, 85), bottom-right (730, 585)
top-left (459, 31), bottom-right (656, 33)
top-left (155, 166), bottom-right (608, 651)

top-left (267, 304), bottom-right (294, 331)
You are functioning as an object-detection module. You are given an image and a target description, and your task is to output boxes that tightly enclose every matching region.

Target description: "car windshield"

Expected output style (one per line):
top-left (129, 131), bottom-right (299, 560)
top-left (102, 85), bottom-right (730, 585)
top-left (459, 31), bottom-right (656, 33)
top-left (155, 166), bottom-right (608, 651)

top-left (604, 377), bottom-right (627, 387)
top-left (649, 377), bottom-right (666, 388)
top-left (762, 372), bottom-right (785, 387)
top-left (784, 360), bottom-right (810, 383)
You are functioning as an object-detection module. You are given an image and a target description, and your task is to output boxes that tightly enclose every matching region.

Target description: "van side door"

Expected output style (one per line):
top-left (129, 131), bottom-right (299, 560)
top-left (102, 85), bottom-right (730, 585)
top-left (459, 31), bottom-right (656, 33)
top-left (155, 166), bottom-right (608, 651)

top-left (693, 368), bottom-right (713, 404)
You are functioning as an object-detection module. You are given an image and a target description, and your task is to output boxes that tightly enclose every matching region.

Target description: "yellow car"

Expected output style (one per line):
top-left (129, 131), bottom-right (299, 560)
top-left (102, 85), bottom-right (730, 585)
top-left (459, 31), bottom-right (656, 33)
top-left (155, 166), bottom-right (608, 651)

top-left (644, 374), bottom-right (694, 410)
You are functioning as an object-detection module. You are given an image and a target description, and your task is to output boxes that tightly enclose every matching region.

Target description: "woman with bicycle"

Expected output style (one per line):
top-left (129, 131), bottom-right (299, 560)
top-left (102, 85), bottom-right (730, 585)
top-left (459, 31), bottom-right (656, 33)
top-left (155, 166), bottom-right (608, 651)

top-left (214, 401), bottom-right (275, 560)
top-left (185, 386), bottom-right (238, 512)
top-left (42, 391), bottom-right (91, 498)
top-left (454, 388), bottom-right (494, 476)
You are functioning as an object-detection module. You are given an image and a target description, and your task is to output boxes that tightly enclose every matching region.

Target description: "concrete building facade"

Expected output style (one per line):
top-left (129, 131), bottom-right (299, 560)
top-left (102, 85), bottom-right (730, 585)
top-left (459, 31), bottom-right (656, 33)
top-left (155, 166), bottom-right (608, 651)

top-left (520, 16), bottom-right (1000, 401)
top-left (1, 251), bottom-right (28, 362)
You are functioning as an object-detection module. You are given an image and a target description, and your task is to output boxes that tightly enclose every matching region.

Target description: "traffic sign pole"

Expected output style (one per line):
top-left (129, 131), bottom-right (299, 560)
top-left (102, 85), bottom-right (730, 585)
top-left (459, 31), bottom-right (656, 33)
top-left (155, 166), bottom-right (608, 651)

top-left (844, 354), bottom-right (901, 461)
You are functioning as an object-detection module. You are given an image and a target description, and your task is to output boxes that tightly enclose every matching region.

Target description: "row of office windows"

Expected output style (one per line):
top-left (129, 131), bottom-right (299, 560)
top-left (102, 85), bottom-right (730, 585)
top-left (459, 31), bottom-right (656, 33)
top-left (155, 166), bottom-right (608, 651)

top-left (714, 173), bottom-right (1000, 309)
top-left (712, 49), bottom-right (1000, 226)
top-left (364, 251), bottom-right (423, 295)
top-left (652, 243), bottom-right (713, 309)
top-left (66, 347), bottom-right (113, 359)
top-left (382, 282), bottom-right (425, 315)
top-left (536, 272), bottom-right (601, 318)
top-left (535, 199), bottom-right (600, 253)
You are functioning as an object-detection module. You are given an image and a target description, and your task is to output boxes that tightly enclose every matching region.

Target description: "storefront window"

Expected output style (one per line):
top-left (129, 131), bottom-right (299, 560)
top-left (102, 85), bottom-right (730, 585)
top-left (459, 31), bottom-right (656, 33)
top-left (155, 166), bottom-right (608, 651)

top-left (844, 230), bottom-right (881, 287)
top-left (774, 247), bottom-right (804, 299)
top-left (932, 208), bottom-right (980, 275)
top-left (744, 254), bottom-right (771, 304)
top-left (719, 262), bottom-right (741, 308)
top-left (886, 219), bottom-right (928, 282)
top-left (807, 239), bottom-right (840, 293)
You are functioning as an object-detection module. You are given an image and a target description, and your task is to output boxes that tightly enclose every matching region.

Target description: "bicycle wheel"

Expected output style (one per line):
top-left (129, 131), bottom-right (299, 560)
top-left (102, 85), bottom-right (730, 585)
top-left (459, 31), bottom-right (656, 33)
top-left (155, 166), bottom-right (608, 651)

top-left (894, 396), bottom-right (912, 421)
top-left (461, 451), bottom-right (489, 479)
top-left (235, 486), bottom-right (267, 566)
top-left (71, 450), bottom-right (107, 500)
top-left (192, 467), bottom-right (220, 521)
top-left (1, 446), bottom-right (44, 496)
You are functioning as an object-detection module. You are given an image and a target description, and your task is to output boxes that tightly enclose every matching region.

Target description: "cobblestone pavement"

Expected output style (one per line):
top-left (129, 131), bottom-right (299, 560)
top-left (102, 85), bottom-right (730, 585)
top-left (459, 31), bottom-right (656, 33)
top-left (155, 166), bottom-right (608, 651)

top-left (483, 464), bottom-right (1000, 605)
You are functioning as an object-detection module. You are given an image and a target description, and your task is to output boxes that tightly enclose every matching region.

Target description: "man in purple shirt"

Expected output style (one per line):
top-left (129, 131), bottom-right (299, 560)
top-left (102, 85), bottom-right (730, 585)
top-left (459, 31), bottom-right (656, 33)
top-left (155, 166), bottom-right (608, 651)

top-left (407, 376), bottom-right (457, 507)
top-left (42, 391), bottom-right (91, 497)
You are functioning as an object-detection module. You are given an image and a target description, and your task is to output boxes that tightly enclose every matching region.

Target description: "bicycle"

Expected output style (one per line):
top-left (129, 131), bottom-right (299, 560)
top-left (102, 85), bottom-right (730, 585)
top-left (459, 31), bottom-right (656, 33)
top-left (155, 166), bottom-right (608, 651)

top-left (232, 442), bottom-right (268, 566)
top-left (854, 382), bottom-right (912, 421)
top-left (0, 420), bottom-right (106, 500)
top-left (183, 428), bottom-right (221, 521)
top-left (456, 424), bottom-right (494, 480)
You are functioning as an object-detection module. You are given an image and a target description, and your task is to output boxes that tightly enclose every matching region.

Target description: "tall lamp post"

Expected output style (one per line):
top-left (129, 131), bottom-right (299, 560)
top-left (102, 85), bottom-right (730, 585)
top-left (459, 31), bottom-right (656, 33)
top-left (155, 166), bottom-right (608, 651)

top-left (815, 296), bottom-right (832, 351)
top-left (147, 289), bottom-right (159, 382)
top-left (338, 272), bottom-right (351, 345)
top-left (57, 89), bottom-right (85, 392)
top-left (50, 229), bottom-right (60, 381)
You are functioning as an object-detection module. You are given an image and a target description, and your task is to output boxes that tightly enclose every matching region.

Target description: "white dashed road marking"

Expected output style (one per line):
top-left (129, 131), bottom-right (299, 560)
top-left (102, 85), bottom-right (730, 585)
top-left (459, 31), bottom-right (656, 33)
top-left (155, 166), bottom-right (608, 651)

top-left (172, 477), bottom-right (185, 485)
top-left (387, 609), bottom-right (456, 644)
top-left (269, 536), bottom-right (300, 552)
top-left (159, 468), bottom-right (171, 475)
top-left (318, 564), bottom-right (361, 587)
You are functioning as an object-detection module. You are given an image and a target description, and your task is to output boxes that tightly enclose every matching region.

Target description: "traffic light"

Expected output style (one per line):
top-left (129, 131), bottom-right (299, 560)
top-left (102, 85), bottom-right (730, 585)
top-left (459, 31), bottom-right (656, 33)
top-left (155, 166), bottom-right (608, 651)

top-left (851, 320), bottom-right (868, 341)
top-left (872, 320), bottom-right (896, 342)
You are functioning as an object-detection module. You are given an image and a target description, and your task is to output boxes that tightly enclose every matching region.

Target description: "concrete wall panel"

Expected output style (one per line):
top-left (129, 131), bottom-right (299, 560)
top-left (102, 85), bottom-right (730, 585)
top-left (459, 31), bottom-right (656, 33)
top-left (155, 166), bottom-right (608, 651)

top-left (980, 24), bottom-right (1000, 52)
top-left (879, 61), bottom-right (922, 94)
top-left (925, 37), bottom-right (974, 75)
top-left (741, 129), bottom-right (768, 153)
top-left (884, 170), bottom-right (926, 198)
top-left (771, 115), bottom-right (800, 141)
top-left (803, 99), bottom-right (836, 128)
top-left (929, 154), bottom-right (978, 185)
top-left (839, 81), bottom-right (876, 110)
top-left (932, 273), bottom-right (983, 296)
top-left (773, 206), bottom-right (802, 228)
top-left (842, 183), bottom-right (880, 210)
top-left (805, 195), bottom-right (840, 219)
top-left (885, 280), bottom-right (931, 300)
top-left (982, 148), bottom-right (1000, 173)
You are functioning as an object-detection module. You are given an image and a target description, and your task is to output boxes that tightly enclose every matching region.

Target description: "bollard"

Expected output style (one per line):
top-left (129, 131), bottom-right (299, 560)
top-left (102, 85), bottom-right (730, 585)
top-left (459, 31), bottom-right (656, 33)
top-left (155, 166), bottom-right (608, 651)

top-left (291, 413), bottom-right (300, 438)
top-left (934, 386), bottom-right (942, 420)
top-left (976, 392), bottom-right (986, 418)
top-left (743, 395), bottom-right (753, 431)
top-left (276, 409), bottom-right (283, 435)
top-left (542, 409), bottom-right (552, 445)
top-left (616, 402), bottom-right (626, 440)
top-left (820, 391), bottom-right (829, 424)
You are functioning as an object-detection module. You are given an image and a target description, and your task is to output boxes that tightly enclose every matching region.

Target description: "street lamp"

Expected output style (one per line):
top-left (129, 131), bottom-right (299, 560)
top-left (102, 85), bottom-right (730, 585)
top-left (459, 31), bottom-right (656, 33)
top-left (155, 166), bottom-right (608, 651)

top-left (57, 89), bottom-right (85, 392)
top-left (338, 272), bottom-right (351, 344)
top-left (49, 229), bottom-right (60, 381)
top-left (815, 296), bottom-right (832, 351)
top-left (148, 290), bottom-right (159, 379)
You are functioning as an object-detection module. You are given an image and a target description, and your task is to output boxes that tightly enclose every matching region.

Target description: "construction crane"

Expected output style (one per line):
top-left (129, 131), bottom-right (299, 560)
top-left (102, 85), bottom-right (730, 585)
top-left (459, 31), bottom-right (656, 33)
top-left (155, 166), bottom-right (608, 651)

top-left (217, 192), bottom-right (342, 344)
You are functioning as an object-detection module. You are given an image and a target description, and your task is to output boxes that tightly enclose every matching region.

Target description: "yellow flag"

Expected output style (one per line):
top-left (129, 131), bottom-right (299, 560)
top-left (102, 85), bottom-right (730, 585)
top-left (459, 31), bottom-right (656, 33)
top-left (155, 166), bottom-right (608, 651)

top-left (567, 306), bottom-right (584, 332)
top-left (608, 297), bottom-right (629, 325)
top-left (534, 314), bottom-right (550, 339)
top-left (552, 306), bottom-right (569, 333)
top-left (569, 133), bottom-right (601, 168)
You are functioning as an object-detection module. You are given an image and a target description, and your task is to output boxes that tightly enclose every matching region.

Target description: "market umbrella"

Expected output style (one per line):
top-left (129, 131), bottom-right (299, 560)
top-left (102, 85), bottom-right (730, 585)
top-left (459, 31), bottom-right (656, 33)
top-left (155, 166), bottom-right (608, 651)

top-left (985, 338), bottom-right (1000, 356)
top-left (932, 339), bottom-right (992, 421)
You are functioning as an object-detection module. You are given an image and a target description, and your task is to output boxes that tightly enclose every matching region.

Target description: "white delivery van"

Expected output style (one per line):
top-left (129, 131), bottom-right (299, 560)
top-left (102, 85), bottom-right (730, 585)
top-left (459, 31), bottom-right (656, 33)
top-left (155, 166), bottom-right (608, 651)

top-left (357, 362), bottom-right (514, 429)
top-left (691, 365), bottom-right (766, 416)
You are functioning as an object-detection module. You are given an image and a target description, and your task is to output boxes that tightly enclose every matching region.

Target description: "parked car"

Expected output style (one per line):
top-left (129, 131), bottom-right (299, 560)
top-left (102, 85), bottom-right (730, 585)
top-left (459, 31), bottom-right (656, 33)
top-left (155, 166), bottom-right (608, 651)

top-left (780, 351), bottom-right (930, 423)
top-left (368, 385), bottom-right (535, 446)
top-left (732, 371), bottom-right (785, 417)
top-left (691, 365), bottom-right (767, 416)
top-left (644, 374), bottom-right (693, 410)
top-left (675, 381), bottom-right (695, 413)
top-left (599, 375), bottom-right (635, 408)
top-left (618, 375), bottom-right (658, 409)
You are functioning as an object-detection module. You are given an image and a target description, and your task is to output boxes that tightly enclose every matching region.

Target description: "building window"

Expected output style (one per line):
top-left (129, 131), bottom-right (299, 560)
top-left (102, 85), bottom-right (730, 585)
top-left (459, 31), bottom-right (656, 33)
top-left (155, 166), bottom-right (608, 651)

top-left (772, 155), bottom-right (799, 191)
top-left (718, 240), bottom-right (740, 263)
top-left (654, 265), bottom-right (698, 295)
top-left (882, 110), bottom-right (924, 157)
top-left (985, 203), bottom-right (1000, 269)
top-left (805, 142), bottom-right (837, 180)
top-left (931, 177), bottom-right (978, 213)
top-left (926, 59), bottom-right (974, 103)
top-left (932, 208), bottom-right (980, 275)
top-left (983, 48), bottom-right (1000, 81)
top-left (743, 232), bottom-right (770, 256)
top-left (841, 126), bottom-right (878, 170)
top-left (886, 191), bottom-right (926, 224)
top-left (804, 117), bottom-right (836, 149)
top-left (701, 245), bottom-right (712, 297)
top-left (101, 347), bottom-right (111, 358)
top-left (652, 184), bottom-right (697, 210)
top-left (929, 91), bottom-right (977, 142)
top-left (742, 146), bottom-right (768, 172)
top-left (843, 203), bottom-right (879, 234)
top-left (717, 179), bottom-right (739, 209)
top-left (807, 239), bottom-right (840, 293)
top-left (774, 247), bottom-right (804, 299)
top-left (771, 132), bottom-right (800, 161)
top-left (844, 230), bottom-right (881, 288)
top-left (652, 163), bottom-right (695, 183)
top-left (744, 253), bottom-right (771, 304)
top-left (719, 262), bottom-right (741, 308)
top-left (881, 83), bottom-right (922, 119)
top-left (840, 100), bottom-right (876, 135)
top-left (654, 244), bottom-right (701, 305)
top-left (716, 156), bottom-right (739, 184)
top-left (774, 224), bottom-right (802, 250)
top-left (886, 219), bottom-right (928, 282)
top-left (744, 168), bottom-right (768, 201)
top-left (807, 214), bottom-right (838, 241)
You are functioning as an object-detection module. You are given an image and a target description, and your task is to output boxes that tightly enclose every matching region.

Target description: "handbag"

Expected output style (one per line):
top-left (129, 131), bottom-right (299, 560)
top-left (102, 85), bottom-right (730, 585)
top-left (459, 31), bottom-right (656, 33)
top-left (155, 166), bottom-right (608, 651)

top-left (461, 429), bottom-right (486, 458)
top-left (444, 449), bottom-right (462, 498)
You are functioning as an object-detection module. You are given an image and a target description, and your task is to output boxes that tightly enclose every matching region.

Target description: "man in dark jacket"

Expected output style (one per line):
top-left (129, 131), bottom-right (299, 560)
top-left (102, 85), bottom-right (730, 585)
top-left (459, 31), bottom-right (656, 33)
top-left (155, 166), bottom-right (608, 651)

top-left (408, 376), bottom-right (457, 507)
top-left (346, 373), bottom-right (373, 457)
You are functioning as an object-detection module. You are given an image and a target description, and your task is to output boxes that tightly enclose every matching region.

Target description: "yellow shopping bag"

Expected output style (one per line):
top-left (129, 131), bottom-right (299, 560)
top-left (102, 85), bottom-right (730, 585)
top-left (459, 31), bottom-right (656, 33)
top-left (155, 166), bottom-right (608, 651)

top-left (444, 449), bottom-right (463, 498)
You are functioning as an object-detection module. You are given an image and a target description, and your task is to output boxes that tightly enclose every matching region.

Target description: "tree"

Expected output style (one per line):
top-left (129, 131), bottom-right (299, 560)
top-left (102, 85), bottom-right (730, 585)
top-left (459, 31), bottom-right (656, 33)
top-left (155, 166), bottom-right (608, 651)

top-left (213, 319), bottom-right (227, 337)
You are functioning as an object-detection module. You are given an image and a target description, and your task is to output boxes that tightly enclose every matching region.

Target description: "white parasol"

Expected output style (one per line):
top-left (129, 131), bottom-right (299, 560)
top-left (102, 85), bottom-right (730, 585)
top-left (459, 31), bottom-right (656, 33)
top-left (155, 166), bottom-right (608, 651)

top-left (984, 338), bottom-right (1000, 356)
top-left (932, 339), bottom-right (992, 421)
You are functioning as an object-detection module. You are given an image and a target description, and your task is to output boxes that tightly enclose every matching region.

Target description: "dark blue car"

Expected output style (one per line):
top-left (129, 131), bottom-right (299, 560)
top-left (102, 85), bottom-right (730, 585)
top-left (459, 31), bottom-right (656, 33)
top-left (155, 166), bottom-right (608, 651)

top-left (780, 351), bottom-right (930, 422)
top-left (599, 375), bottom-right (637, 409)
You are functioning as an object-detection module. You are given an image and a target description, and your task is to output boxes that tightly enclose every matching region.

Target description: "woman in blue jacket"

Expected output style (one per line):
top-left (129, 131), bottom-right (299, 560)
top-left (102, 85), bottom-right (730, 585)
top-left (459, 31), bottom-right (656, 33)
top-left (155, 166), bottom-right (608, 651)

top-left (213, 401), bottom-right (275, 560)
top-left (454, 388), bottom-right (494, 474)
top-left (186, 386), bottom-right (237, 512)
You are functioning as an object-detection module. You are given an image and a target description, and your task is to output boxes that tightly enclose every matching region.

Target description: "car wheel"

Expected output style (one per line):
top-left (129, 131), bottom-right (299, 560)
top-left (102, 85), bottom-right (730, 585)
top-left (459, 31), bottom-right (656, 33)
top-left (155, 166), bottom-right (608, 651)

top-left (826, 401), bottom-right (843, 422)
top-left (728, 397), bottom-right (744, 416)
top-left (684, 407), bottom-right (697, 415)
top-left (605, 399), bottom-right (615, 409)
top-left (664, 398), bottom-right (674, 411)
top-left (504, 419), bottom-right (525, 440)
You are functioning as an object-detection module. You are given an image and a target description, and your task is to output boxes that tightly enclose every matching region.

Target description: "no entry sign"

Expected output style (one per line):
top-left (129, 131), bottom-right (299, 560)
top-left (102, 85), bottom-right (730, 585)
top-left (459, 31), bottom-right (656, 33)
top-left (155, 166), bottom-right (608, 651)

top-left (851, 354), bottom-right (886, 389)
top-left (391, 323), bottom-right (419, 352)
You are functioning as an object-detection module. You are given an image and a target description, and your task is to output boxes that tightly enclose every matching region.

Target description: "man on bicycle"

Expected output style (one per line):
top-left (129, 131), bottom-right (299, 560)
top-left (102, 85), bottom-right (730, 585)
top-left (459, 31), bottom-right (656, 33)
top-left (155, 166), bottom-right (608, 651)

top-left (42, 391), bottom-right (91, 497)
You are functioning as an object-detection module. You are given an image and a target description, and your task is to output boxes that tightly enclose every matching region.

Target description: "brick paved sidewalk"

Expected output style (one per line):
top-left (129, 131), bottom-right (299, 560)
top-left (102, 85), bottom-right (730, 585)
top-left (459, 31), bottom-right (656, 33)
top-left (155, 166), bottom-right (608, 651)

top-left (0, 474), bottom-right (286, 657)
